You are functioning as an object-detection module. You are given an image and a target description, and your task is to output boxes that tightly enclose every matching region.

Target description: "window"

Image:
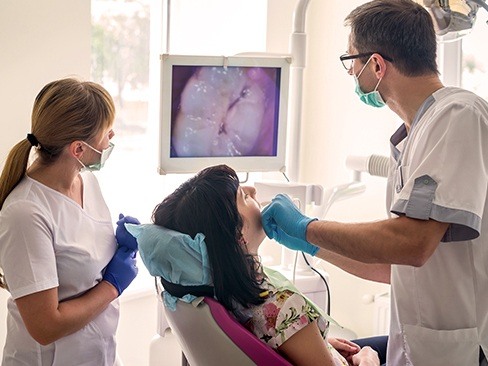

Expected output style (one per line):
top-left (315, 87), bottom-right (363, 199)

top-left (91, 0), bottom-right (160, 222)
top-left (461, 10), bottom-right (488, 98)
top-left (91, 0), bottom-right (267, 293)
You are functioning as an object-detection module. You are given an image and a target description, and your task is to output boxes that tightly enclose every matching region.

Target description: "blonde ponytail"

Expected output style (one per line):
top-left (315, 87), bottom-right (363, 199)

top-left (0, 139), bottom-right (33, 210)
top-left (0, 139), bottom-right (31, 289)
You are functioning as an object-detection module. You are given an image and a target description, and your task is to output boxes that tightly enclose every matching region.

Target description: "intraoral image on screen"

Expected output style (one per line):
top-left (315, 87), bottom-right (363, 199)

top-left (169, 65), bottom-right (281, 158)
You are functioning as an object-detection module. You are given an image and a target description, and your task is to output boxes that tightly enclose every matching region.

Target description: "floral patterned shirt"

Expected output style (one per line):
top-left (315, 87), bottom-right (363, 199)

top-left (237, 279), bottom-right (348, 365)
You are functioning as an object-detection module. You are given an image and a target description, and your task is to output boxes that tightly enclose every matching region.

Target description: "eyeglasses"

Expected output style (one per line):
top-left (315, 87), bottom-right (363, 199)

top-left (339, 52), bottom-right (393, 71)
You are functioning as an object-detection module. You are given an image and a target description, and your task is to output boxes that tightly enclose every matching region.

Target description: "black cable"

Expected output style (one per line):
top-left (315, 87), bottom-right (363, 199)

top-left (301, 252), bottom-right (331, 316)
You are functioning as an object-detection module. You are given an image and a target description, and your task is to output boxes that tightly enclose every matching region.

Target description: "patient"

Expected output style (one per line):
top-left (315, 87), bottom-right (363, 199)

top-left (142, 165), bottom-right (379, 366)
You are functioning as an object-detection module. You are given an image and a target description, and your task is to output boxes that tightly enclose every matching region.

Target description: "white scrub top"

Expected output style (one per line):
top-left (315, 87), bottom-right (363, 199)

top-left (0, 172), bottom-right (119, 366)
top-left (386, 87), bottom-right (488, 366)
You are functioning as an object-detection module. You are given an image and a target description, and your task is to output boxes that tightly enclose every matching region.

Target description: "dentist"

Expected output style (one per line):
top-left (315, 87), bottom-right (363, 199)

top-left (0, 78), bottom-right (138, 365)
top-left (262, 0), bottom-right (488, 365)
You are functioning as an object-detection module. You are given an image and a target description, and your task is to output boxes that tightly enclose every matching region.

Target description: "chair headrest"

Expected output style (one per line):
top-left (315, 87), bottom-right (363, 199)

top-left (159, 276), bottom-right (214, 299)
top-left (126, 223), bottom-right (213, 310)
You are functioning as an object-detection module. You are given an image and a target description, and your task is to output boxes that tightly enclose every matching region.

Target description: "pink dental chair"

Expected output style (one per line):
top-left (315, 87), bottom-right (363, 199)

top-left (164, 295), bottom-right (293, 366)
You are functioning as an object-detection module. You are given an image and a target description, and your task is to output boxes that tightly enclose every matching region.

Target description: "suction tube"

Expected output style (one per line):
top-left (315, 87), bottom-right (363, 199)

top-left (345, 154), bottom-right (390, 178)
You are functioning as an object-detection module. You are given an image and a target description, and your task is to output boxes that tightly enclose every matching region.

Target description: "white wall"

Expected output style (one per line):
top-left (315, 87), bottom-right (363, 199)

top-left (117, 292), bottom-right (158, 366)
top-left (0, 0), bottom-right (91, 163)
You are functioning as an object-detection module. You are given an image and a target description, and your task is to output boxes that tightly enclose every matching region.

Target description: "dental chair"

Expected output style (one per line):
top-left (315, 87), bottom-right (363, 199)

top-left (163, 292), bottom-right (292, 366)
top-left (127, 223), bottom-right (292, 365)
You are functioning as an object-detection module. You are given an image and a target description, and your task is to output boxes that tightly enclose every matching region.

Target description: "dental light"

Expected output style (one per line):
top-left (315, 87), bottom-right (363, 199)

top-left (416, 0), bottom-right (488, 41)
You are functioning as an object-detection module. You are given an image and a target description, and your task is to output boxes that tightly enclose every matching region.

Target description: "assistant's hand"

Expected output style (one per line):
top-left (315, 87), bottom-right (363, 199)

top-left (261, 194), bottom-right (319, 256)
top-left (103, 246), bottom-right (138, 296)
top-left (116, 213), bottom-right (140, 251)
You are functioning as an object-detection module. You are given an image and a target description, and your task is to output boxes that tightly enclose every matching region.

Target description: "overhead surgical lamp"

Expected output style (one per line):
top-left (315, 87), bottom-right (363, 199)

top-left (416, 0), bottom-right (488, 41)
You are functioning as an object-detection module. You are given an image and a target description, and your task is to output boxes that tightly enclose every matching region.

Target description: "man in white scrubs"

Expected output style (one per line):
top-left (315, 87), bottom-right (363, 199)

top-left (261, 0), bottom-right (488, 364)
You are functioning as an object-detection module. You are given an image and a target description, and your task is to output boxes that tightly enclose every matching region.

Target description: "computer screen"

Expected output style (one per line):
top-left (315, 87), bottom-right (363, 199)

top-left (158, 54), bottom-right (290, 174)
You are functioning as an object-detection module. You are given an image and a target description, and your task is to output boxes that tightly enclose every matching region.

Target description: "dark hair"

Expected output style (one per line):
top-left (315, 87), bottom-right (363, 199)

top-left (152, 164), bottom-right (265, 310)
top-left (345, 0), bottom-right (438, 76)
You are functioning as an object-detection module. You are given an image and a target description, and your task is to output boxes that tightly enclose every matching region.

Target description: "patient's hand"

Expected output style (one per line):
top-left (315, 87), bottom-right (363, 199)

top-left (328, 337), bottom-right (360, 359)
top-left (349, 346), bottom-right (379, 366)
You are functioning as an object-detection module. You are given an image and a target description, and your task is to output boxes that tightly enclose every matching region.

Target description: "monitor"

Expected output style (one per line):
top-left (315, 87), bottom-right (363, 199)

top-left (158, 54), bottom-right (291, 174)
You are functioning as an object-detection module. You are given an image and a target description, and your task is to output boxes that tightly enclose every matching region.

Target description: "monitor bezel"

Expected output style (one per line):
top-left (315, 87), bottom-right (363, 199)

top-left (158, 53), bottom-right (291, 175)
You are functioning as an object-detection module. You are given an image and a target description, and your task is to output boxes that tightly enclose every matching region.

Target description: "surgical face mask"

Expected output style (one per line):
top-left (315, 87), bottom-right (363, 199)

top-left (354, 56), bottom-right (386, 108)
top-left (77, 141), bottom-right (114, 172)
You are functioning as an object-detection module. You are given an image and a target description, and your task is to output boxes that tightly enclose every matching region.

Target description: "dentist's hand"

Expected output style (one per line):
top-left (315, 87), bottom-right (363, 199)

top-left (103, 246), bottom-right (138, 296)
top-left (261, 194), bottom-right (319, 256)
top-left (116, 213), bottom-right (140, 251)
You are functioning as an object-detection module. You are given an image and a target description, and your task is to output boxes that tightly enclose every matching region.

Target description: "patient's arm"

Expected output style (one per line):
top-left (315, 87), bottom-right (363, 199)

top-left (277, 321), bottom-right (336, 366)
top-left (316, 248), bottom-right (391, 284)
top-left (278, 321), bottom-right (380, 366)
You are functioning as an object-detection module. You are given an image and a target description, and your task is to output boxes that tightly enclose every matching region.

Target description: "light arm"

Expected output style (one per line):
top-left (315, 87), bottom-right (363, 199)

top-left (308, 215), bottom-right (449, 267)
top-left (278, 321), bottom-right (335, 366)
top-left (15, 281), bottom-right (117, 345)
top-left (315, 248), bottom-right (391, 284)
top-left (278, 321), bottom-right (380, 366)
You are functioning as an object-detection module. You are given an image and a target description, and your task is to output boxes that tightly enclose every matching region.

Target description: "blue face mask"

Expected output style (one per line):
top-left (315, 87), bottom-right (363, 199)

top-left (77, 141), bottom-right (114, 172)
top-left (354, 56), bottom-right (386, 108)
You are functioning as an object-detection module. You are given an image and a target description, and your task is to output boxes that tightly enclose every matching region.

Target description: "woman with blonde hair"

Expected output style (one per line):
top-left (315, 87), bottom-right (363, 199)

top-left (0, 78), bottom-right (138, 365)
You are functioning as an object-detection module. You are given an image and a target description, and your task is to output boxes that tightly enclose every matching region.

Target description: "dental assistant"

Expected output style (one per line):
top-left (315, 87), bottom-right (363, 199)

top-left (262, 0), bottom-right (488, 365)
top-left (0, 78), bottom-right (138, 365)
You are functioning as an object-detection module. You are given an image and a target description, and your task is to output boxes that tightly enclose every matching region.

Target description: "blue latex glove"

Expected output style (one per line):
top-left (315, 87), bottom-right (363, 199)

top-left (103, 246), bottom-right (138, 296)
top-left (116, 213), bottom-right (140, 251)
top-left (261, 194), bottom-right (319, 256)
